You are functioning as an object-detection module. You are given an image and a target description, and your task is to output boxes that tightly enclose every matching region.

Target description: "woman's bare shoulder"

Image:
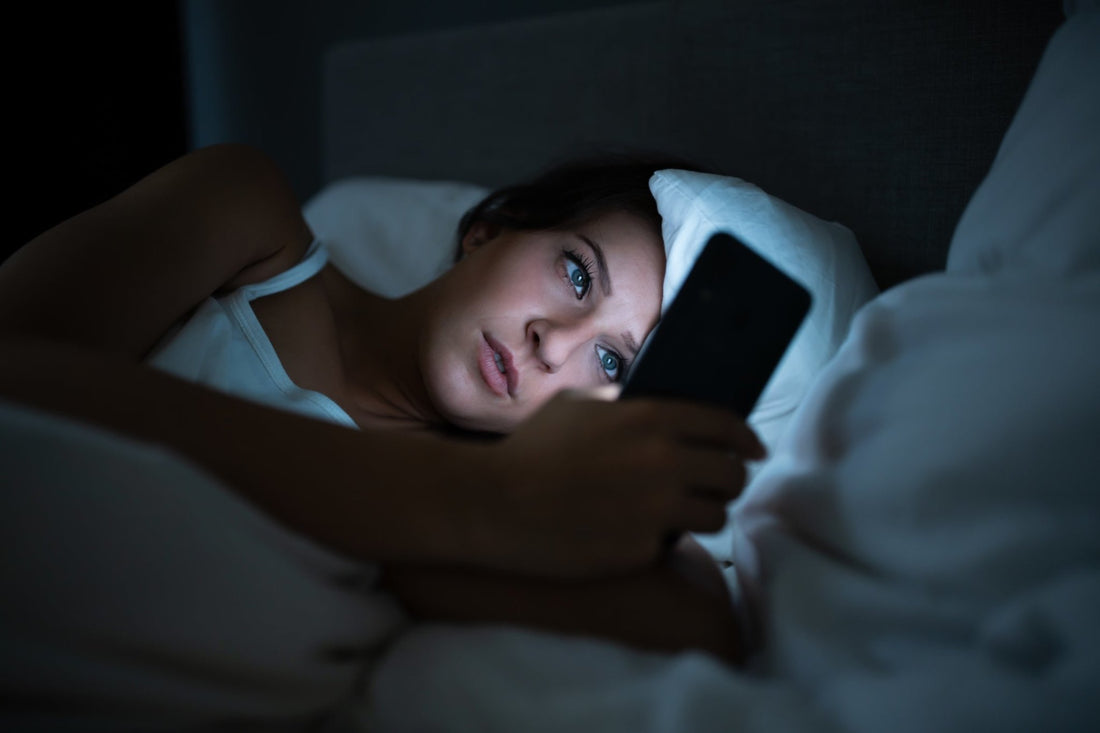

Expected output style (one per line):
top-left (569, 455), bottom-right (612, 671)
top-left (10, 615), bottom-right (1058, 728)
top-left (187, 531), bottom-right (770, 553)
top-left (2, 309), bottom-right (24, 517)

top-left (0, 144), bottom-right (314, 357)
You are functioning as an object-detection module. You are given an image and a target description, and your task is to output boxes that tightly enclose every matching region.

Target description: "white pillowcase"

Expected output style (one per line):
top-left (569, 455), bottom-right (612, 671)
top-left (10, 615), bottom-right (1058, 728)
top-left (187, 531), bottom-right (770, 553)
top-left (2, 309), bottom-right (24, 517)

top-left (302, 176), bottom-right (489, 297)
top-left (649, 169), bottom-right (879, 454)
top-left (947, 6), bottom-right (1100, 279)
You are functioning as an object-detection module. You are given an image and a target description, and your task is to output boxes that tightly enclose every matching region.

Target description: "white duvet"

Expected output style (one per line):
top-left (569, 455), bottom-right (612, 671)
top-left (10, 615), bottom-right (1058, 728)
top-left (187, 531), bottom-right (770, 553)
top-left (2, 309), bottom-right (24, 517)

top-left (2, 5), bottom-right (1098, 733)
top-left (359, 7), bottom-right (1100, 731)
top-left (360, 258), bottom-right (1100, 733)
top-left (0, 401), bottom-right (405, 729)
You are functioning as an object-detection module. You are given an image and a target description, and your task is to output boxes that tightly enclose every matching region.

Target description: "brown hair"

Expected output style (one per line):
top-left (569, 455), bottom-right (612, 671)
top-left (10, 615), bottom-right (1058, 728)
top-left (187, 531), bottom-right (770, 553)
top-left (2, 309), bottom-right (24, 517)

top-left (455, 151), bottom-right (704, 259)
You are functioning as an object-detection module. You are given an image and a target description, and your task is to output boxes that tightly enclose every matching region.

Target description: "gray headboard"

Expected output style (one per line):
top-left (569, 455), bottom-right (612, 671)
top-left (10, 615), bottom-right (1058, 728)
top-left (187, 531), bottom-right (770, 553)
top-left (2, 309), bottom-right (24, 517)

top-left (322, 0), bottom-right (1064, 290)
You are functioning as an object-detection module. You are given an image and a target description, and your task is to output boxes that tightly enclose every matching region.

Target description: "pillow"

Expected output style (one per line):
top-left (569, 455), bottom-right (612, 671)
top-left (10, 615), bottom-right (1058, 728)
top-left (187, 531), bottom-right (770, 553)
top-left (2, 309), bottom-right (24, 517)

top-left (302, 176), bottom-right (489, 297)
top-left (650, 169), bottom-right (878, 448)
top-left (947, 4), bottom-right (1100, 279)
top-left (649, 170), bottom-right (877, 559)
top-left (730, 9), bottom-right (1100, 708)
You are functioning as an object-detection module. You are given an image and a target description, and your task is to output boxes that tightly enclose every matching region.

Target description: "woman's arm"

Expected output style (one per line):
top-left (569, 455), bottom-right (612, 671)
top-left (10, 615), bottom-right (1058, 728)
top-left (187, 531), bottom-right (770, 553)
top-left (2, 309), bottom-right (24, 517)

top-left (0, 143), bottom-right (480, 564)
top-left (0, 338), bottom-right (488, 566)
top-left (380, 535), bottom-right (744, 664)
top-left (0, 343), bottom-right (754, 579)
top-left (0, 143), bottom-right (313, 358)
top-left (1, 144), bottom-right (763, 579)
top-left (0, 144), bottom-right (488, 566)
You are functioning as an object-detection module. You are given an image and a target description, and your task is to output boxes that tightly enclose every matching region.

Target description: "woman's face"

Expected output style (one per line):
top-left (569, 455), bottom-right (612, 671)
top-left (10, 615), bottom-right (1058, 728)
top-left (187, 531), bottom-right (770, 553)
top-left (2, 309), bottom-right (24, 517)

top-left (420, 210), bottom-right (665, 433)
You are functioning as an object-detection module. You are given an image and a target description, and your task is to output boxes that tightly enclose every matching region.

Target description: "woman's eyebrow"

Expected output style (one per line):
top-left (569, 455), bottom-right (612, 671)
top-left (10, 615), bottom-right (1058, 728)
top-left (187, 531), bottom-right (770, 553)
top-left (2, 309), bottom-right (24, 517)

top-left (622, 331), bottom-right (640, 359)
top-left (577, 233), bottom-right (612, 297)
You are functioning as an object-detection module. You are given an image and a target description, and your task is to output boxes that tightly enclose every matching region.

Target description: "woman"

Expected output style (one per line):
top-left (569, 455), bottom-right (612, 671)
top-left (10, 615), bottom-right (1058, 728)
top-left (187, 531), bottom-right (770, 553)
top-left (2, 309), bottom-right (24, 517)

top-left (0, 143), bottom-right (764, 663)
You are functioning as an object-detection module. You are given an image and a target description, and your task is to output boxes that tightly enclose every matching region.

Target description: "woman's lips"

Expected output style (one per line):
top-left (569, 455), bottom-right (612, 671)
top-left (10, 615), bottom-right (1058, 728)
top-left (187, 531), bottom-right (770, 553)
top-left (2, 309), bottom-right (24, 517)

top-left (478, 333), bottom-right (516, 397)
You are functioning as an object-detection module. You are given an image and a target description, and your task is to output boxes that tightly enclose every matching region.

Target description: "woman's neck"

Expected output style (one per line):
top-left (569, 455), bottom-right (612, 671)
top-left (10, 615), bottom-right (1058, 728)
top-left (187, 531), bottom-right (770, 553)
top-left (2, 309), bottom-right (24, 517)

top-left (318, 265), bottom-right (443, 431)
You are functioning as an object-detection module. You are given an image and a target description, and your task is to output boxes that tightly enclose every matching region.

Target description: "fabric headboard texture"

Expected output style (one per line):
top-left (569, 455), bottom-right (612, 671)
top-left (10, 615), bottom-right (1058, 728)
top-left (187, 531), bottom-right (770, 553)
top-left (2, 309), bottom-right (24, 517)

top-left (322, 0), bottom-right (1062, 290)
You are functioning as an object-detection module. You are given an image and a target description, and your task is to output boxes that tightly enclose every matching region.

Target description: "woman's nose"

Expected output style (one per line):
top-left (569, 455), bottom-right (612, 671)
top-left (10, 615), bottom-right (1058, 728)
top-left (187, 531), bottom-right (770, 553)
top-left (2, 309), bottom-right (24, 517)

top-left (528, 318), bottom-right (587, 373)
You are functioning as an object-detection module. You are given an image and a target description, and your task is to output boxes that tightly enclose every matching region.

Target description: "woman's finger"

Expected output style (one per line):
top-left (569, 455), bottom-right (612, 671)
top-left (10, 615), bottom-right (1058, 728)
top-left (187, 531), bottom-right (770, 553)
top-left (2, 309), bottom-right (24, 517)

top-left (636, 399), bottom-right (766, 459)
top-left (675, 445), bottom-right (748, 502)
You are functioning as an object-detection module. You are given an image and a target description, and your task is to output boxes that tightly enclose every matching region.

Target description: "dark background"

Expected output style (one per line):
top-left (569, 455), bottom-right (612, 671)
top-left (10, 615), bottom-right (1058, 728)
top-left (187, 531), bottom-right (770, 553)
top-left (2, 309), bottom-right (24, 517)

top-left (6, 1), bottom-right (1064, 288)
top-left (10, 5), bottom-right (188, 264)
top-left (7, 1), bottom-right (644, 266)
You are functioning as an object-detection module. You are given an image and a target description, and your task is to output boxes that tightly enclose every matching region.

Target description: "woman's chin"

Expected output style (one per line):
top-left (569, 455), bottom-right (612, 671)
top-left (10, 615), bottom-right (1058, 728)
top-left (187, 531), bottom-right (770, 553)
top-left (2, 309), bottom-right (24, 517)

top-left (428, 366), bottom-right (523, 434)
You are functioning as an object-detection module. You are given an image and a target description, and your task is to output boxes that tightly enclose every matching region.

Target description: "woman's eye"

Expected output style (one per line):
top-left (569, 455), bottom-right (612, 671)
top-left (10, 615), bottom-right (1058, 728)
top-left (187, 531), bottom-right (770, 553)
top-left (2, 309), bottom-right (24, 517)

top-left (564, 252), bottom-right (591, 299)
top-left (595, 345), bottom-right (623, 382)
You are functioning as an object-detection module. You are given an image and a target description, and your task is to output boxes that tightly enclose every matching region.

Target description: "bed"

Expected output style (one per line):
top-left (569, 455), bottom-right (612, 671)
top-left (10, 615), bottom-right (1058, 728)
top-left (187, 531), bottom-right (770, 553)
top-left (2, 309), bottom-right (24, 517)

top-left (2, 1), bottom-right (1098, 730)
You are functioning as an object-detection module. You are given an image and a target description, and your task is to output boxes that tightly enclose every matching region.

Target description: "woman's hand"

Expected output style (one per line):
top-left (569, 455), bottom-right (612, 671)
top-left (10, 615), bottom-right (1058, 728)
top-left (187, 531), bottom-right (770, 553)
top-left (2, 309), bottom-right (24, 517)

top-left (468, 387), bottom-right (765, 578)
top-left (381, 534), bottom-right (744, 665)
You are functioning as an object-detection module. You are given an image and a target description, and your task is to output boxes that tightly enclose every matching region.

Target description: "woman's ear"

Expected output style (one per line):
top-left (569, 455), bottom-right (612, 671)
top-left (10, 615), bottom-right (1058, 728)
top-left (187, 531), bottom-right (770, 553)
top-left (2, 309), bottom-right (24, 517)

top-left (460, 220), bottom-right (500, 257)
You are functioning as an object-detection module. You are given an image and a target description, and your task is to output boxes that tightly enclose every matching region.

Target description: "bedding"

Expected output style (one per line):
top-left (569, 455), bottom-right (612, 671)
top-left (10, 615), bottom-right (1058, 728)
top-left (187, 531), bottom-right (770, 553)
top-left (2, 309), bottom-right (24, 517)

top-left (359, 4), bottom-right (1100, 731)
top-left (303, 177), bottom-right (488, 298)
top-left (651, 169), bottom-right (878, 456)
top-left (648, 169), bottom-right (878, 559)
top-left (2, 2), bottom-right (1096, 731)
top-left (0, 399), bottom-right (405, 727)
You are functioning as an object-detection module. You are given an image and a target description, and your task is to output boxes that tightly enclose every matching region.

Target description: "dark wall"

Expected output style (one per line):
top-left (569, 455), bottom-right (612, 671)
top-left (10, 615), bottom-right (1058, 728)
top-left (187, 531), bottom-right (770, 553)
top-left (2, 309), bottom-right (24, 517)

top-left (8, 1), bottom-right (650, 267)
top-left (10, 5), bottom-right (188, 265)
top-left (182, 0), bottom-right (655, 203)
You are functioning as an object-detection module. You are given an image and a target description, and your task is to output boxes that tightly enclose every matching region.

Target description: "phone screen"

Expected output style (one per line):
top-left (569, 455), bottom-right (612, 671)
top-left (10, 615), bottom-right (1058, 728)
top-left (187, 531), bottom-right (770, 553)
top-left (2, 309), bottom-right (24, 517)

top-left (621, 232), bottom-right (811, 419)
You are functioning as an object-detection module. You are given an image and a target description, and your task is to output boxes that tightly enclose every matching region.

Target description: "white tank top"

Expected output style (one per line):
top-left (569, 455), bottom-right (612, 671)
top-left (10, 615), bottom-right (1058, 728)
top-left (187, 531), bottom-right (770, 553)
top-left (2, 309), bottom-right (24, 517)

top-left (146, 239), bottom-right (357, 428)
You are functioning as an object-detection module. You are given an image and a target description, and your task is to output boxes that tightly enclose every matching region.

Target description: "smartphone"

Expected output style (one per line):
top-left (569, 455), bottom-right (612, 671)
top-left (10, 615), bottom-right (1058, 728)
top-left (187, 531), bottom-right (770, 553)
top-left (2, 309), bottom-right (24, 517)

top-left (622, 232), bottom-right (811, 548)
top-left (621, 231), bottom-right (812, 418)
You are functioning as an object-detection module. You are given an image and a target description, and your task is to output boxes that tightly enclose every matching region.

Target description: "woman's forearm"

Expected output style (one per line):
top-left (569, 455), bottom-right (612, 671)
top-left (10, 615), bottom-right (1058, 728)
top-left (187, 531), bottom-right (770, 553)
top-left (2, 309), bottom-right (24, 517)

top-left (0, 338), bottom-right (486, 566)
top-left (381, 536), bottom-right (743, 664)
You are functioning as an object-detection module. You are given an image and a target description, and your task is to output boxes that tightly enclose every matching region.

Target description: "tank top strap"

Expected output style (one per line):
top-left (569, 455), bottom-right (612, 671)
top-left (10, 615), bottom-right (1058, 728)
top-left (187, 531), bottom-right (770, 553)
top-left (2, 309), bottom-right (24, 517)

top-left (238, 239), bottom-right (329, 302)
